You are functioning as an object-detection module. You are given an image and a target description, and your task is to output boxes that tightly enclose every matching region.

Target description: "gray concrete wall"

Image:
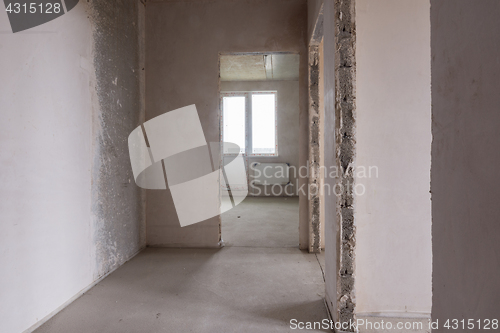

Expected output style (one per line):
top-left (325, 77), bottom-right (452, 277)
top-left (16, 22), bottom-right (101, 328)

top-left (146, 0), bottom-right (308, 248)
top-left (221, 80), bottom-right (299, 197)
top-left (431, 0), bottom-right (500, 328)
top-left (0, 1), bottom-right (145, 332)
top-left (333, 0), bottom-right (357, 324)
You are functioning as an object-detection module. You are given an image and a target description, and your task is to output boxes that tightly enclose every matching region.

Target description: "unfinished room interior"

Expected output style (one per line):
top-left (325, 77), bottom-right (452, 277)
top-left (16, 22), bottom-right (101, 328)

top-left (1, 0), bottom-right (499, 332)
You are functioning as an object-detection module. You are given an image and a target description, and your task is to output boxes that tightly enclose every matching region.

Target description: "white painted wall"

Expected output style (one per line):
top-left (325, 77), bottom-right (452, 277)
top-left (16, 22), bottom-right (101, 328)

top-left (0, 2), bottom-right (145, 332)
top-left (0, 7), bottom-right (94, 333)
top-left (355, 0), bottom-right (432, 316)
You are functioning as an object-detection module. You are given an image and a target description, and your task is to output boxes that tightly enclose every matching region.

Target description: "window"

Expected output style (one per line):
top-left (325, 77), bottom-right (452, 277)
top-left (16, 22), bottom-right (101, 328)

top-left (222, 96), bottom-right (246, 154)
top-left (221, 91), bottom-right (277, 156)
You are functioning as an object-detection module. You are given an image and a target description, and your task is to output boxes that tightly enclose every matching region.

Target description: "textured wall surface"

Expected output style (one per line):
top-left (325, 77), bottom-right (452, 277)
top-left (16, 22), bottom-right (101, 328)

top-left (318, 40), bottom-right (325, 250)
top-left (0, 1), bottom-right (145, 332)
top-left (89, 0), bottom-right (146, 279)
top-left (334, 0), bottom-right (356, 326)
top-left (431, 0), bottom-right (500, 329)
top-left (146, 0), bottom-right (308, 248)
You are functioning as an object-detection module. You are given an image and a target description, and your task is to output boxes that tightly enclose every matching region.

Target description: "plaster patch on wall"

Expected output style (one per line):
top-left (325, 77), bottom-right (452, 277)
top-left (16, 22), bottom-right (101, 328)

top-left (335, 0), bottom-right (356, 328)
top-left (88, 0), bottom-right (146, 279)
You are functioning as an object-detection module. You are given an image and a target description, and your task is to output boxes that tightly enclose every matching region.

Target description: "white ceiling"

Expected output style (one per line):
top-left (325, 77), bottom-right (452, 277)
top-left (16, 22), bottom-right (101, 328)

top-left (220, 54), bottom-right (299, 81)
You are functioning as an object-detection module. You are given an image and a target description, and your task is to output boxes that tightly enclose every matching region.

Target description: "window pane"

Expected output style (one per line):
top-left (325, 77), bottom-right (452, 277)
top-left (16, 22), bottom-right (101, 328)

top-left (223, 96), bottom-right (246, 154)
top-left (252, 93), bottom-right (276, 154)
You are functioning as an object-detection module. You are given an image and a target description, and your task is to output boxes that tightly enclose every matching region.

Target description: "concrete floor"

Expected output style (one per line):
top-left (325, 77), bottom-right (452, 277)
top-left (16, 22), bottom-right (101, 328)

top-left (221, 196), bottom-right (300, 248)
top-left (36, 197), bottom-right (328, 333)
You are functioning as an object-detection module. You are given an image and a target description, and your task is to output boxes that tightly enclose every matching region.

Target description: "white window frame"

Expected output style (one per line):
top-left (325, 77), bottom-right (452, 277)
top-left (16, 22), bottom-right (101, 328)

top-left (220, 91), bottom-right (278, 157)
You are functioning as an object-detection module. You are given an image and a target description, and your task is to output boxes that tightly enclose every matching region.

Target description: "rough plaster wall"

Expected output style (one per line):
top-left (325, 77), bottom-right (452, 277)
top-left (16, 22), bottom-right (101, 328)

top-left (146, 0), bottom-right (308, 248)
top-left (307, 0), bottom-right (324, 254)
top-left (220, 80), bottom-right (300, 197)
top-left (334, 0), bottom-right (356, 327)
top-left (0, 1), bottom-right (145, 332)
top-left (89, 0), bottom-right (146, 279)
top-left (319, 40), bottom-right (325, 250)
top-left (431, 0), bottom-right (500, 329)
top-left (308, 43), bottom-right (322, 253)
top-left (355, 0), bottom-right (432, 319)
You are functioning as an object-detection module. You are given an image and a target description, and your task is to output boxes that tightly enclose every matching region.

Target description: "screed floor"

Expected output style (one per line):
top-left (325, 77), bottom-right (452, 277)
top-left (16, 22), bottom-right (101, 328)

top-left (221, 196), bottom-right (300, 248)
top-left (36, 197), bottom-right (329, 333)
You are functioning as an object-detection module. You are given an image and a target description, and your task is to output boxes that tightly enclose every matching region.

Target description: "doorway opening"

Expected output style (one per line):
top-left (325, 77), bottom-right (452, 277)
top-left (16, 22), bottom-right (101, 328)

top-left (218, 52), bottom-right (301, 248)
